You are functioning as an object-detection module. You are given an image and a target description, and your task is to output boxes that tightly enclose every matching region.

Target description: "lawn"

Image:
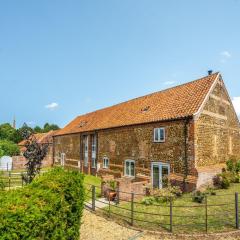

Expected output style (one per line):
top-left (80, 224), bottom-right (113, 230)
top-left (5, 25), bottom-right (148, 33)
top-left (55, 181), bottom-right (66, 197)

top-left (96, 183), bottom-right (240, 234)
top-left (83, 174), bottom-right (101, 200)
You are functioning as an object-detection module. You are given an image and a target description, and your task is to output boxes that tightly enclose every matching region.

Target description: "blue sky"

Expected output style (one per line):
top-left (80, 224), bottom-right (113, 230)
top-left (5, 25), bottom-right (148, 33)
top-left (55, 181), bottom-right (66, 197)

top-left (0, 0), bottom-right (240, 128)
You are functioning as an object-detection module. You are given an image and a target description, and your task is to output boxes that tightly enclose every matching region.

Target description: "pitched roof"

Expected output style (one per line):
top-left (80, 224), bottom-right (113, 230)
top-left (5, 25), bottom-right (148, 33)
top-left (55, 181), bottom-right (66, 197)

top-left (19, 130), bottom-right (59, 147)
top-left (55, 73), bottom-right (219, 136)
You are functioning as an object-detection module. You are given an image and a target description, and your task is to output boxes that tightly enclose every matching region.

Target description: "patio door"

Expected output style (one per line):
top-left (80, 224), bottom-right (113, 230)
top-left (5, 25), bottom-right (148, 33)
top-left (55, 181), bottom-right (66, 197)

top-left (151, 162), bottom-right (170, 189)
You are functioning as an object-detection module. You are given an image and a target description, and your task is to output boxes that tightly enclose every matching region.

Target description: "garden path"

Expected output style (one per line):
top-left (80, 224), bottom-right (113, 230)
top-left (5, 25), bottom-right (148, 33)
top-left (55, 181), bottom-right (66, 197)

top-left (80, 210), bottom-right (240, 240)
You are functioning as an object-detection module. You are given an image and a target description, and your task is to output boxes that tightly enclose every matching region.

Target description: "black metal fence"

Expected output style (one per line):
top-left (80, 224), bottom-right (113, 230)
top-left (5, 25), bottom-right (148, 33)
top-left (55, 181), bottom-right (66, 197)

top-left (0, 170), bottom-right (47, 190)
top-left (0, 171), bottom-right (25, 189)
top-left (84, 183), bottom-right (240, 234)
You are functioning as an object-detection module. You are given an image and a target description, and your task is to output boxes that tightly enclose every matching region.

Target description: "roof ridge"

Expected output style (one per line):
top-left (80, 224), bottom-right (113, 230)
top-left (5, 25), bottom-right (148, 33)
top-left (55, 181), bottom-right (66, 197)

top-left (76, 72), bottom-right (219, 118)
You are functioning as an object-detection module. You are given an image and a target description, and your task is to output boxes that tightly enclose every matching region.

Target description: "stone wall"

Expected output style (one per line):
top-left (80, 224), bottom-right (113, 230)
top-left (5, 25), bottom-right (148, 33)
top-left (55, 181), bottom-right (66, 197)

top-left (53, 119), bottom-right (196, 183)
top-left (195, 77), bottom-right (240, 169)
top-left (97, 120), bottom-right (196, 178)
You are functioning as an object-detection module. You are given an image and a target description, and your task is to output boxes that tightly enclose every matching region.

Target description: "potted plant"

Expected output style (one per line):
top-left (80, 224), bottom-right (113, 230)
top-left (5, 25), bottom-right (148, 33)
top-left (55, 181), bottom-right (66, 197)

top-left (106, 180), bottom-right (117, 201)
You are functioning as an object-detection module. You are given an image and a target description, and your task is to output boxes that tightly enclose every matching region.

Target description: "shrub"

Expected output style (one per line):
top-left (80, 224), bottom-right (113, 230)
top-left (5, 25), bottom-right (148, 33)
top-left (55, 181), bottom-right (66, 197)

top-left (152, 185), bottom-right (182, 203)
top-left (221, 177), bottom-right (230, 189)
top-left (0, 167), bottom-right (85, 240)
top-left (192, 191), bottom-right (206, 203)
top-left (235, 160), bottom-right (240, 173)
top-left (141, 196), bottom-right (155, 206)
top-left (205, 186), bottom-right (216, 196)
top-left (226, 159), bottom-right (235, 172)
top-left (0, 171), bottom-right (5, 190)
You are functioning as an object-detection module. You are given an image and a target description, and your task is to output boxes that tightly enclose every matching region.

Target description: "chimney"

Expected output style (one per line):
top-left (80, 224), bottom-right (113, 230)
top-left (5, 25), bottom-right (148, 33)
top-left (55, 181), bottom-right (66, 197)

top-left (208, 70), bottom-right (213, 75)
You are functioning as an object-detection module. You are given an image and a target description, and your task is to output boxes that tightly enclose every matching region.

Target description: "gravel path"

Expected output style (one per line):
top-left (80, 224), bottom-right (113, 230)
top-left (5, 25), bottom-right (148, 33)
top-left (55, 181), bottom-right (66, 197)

top-left (80, 210), bottom-right (240, 240)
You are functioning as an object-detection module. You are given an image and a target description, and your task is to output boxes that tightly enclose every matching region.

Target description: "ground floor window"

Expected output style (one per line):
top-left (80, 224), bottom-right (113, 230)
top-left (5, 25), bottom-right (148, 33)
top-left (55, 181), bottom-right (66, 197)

top-left (151, 162), bottom-right (170, 189)
top-left (91, 157), bottom-right (96, 168)
top-left (103, 157), bottom-right (109, 168)
top-left (60, 153), bottom-right (65, 166)
top-left (125, 159), bottom-right (135, 177)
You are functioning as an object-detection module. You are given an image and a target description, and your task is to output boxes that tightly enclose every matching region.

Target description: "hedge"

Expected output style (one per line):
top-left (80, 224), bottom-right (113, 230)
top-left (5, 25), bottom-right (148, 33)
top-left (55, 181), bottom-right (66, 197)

top-left (0, 167), bottom-right (85, 240)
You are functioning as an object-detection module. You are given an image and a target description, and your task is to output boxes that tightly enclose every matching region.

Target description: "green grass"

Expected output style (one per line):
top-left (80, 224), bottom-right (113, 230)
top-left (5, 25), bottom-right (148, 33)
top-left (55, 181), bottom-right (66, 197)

top-left (83, 174), bottom-right (101, 200)
top-left (98, 183), bottom-right (240, 234)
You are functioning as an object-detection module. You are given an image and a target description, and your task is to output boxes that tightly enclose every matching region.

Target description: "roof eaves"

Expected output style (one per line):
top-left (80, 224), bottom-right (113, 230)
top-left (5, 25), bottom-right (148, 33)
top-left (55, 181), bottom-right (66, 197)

top-left (193, 73), bottom-right (220, 121)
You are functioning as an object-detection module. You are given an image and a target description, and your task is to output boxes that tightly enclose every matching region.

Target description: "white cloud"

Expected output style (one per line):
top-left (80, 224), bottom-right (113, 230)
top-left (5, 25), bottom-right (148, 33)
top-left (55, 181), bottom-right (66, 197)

top-left (232, 97), bottom-right (240, 116)
top-left (45, 102), bottom-right (59, 110)
top-left (221, 51), bottom-right (231, 58)
top-left (26, 121), bottom-right (35, 126)
top-left (164, 81), bottom-right (175, 85)
top-left (220, 51), bottom-right (232, 63)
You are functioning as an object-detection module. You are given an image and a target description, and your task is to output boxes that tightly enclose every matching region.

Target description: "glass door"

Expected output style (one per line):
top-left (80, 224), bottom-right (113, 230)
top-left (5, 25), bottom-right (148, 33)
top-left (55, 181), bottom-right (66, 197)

top-left (151, 162), bottom-right (170, 189)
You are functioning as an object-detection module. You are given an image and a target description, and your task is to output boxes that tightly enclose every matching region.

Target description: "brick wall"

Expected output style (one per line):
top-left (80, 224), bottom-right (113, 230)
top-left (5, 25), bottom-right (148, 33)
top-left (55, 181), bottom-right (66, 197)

top-left (12, 144), bottom-right (53, 170)
top-left (53, 134), bottom-right (80, 169)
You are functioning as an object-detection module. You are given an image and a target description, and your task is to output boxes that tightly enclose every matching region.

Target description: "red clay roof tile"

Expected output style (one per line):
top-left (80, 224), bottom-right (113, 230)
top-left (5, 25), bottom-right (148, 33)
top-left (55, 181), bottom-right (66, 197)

top-left (55, 73), bottom-right (219, 136)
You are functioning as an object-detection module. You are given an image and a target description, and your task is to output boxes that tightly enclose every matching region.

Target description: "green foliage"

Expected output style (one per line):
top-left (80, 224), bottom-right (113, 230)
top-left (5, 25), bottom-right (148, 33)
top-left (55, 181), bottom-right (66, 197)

top-left (0, 123), bottom-right (22, 143)
top-left (0, 167), bottom-right (85, 240)
top-left (0, 140), bottom-right (20, 157)
top-left (105, 180), bottom-right (117, 190)
top-left (226, 159), bottom-right (235, 172)
top-left (205, 186), bottom-right (216, 196)
top-left (34, 123), bottom-right (60, 133)
top-left (213, 173), bottom-right (231, 189)
top-left (0, 171), bottom-right (5, 190)
top-left (141, 185), bottom-right (182, 205)
top-left (141, 196), bottom-right (155, 206)
top-left (192, 191), bottom-right (205, 203)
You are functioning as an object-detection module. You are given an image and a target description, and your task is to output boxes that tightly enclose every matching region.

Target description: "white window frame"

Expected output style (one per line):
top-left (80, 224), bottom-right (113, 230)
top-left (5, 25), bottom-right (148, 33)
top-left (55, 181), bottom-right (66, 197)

top-left (60, 153), bottom-right (65, 166)
top-left (83, 135), bottom-right (88, 167)
top-left (124, 159), bottom-right (135, 177)
top-left (153, 127), bottom-right (165, 142)
top-left (103, 157), bottom-right (109, 169)
top-left (91, 135), bottom-right (97, 168)
top-left (151, 162), bottom-right (170, 189)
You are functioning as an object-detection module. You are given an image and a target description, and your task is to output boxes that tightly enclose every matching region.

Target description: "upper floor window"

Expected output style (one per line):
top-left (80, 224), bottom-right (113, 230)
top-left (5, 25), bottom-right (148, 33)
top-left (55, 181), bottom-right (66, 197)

top-left (154, 128), bottom-right (165, 142)
top-left (103, 157), bottom-right (109, 168)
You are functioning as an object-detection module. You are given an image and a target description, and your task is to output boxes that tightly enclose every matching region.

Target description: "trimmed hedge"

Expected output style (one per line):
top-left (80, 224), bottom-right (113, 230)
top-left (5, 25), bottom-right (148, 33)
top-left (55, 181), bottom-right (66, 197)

top-left (0, 167), bottom-right (85, 240)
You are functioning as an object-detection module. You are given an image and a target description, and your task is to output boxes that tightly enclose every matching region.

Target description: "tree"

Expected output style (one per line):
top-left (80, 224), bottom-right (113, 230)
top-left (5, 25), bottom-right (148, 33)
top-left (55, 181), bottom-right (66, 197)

top-left (0, 123), bottom-right (22, 143)
top-left (34, 126), bottom-right (42, 133)
top-left (21, 128), bottom-right (49, 183)
top-left (0, 140), bottom-right (20, 157)
top-left (43, 123), bottom-right (60, 132)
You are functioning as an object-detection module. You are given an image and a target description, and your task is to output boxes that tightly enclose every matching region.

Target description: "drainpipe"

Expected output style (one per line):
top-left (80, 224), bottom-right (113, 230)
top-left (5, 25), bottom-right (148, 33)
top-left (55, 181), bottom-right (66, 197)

top-left (183, 117), bottom-right (190, 191)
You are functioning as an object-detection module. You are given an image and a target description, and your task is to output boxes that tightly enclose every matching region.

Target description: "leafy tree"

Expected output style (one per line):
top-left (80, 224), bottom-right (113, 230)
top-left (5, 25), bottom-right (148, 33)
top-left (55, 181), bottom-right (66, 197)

top-left (21, 128), bottom-right (49, 183)
top-left (43, 123), bottom-right (60, 132)
top-left (34, 126), bottom-right (42, 133)
top-left (0, 140), bottom-right (20, 156)
top-left (0, 123), bottom-right (22, 143)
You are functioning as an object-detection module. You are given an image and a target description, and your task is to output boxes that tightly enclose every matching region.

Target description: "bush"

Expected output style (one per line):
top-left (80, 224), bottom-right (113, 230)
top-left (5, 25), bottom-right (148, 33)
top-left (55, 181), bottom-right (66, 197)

top-left (192, 191), bottom-right (206, 203)
top-left (152, 185), bottom-right (182, 203)
top-left (0, 167), bottom-right (85, 240)
top-left (141, 196), bottom-right (155, 206)
top-left (213, 173), bottom-right (230, 189)
top-left (226, 159), bottom-right (235, 172)
top-left (0, 171), bottom-right (5, 190)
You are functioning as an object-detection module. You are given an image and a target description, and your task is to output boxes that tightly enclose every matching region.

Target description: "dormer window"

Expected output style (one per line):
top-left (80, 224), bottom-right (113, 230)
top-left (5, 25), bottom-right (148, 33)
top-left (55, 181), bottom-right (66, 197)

top-left (141, 106), bottom-right (150, 112)
top-left (154, 128), bottom-right (165, 142)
